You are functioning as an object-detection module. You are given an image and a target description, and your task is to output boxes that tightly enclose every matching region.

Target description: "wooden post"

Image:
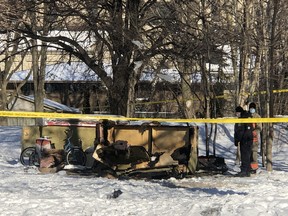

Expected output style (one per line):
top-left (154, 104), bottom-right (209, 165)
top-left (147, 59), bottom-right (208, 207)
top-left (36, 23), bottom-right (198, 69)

top-left (260, 124), bottom-right (267, 167)
top-left (188, 126), bottom-right (199, 174)
top-left (266, 125), bottom-right (273, 171)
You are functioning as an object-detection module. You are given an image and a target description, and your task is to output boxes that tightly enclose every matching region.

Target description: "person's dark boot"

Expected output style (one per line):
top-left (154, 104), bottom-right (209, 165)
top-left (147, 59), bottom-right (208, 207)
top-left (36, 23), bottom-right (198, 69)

top-left (236, 171), bottom-right (251, 177)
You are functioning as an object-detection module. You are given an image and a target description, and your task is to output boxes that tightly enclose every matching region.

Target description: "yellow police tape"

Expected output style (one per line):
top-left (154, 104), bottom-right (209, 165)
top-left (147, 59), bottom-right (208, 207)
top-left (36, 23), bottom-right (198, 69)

top-left (135, 89), bottom-right (288, 105)
top-left (0, 111), bottom-right (287, 123)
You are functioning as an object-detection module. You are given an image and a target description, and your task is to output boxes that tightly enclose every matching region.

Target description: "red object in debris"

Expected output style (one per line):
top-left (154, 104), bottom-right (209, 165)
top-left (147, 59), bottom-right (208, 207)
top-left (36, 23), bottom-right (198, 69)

top-left (36, 137), bottom-right (52, 156)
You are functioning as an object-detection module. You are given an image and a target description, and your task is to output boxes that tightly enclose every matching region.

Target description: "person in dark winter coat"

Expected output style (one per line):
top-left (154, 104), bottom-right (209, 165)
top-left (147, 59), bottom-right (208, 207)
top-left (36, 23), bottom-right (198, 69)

top-left (234, 106), bottom-right (244, 165)
top-left (234, 107), bottom-right (254, 177)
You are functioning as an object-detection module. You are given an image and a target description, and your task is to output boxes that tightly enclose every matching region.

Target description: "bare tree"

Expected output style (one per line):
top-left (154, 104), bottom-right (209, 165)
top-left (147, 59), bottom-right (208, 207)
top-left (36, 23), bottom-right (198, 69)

top-left (0, 1), bottom-right (31, 124)
top-left (28, 1), bottom-right (48, 113)
top-left (0, 1), bottom-right (49, 117)
top-left (1, 0), bottom-right (288, 120)
top-left (1, 0), bottom-right (183, 117)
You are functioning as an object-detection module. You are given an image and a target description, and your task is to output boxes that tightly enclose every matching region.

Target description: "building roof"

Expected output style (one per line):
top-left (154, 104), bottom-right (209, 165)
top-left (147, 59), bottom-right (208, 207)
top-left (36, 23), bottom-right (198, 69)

top-left (11, 62), bottom-right (101, 82)
top-left (10, 61), bottom-right (232, 83)
top-left (13, 95), bottom-right (80, 113)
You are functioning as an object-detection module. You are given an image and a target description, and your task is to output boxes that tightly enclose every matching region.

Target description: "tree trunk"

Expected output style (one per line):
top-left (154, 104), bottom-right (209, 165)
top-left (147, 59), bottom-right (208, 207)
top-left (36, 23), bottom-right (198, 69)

top-left (0, 32), bottom-right (24, 125)
top-left (238, 0), bottom-right (252, 106)
top-left (266, 125), bottom-right (273, 171)
top-left (31, 39), bottom-right (44, 112)
top-left (108, 67), bottom-right (131, 116)
top-left (260, 0), bottom-right (270, 167)
top-left (249, 47), bottom-right (261, 99)
top-left (126, 69), bottom-right (137, 118)
top-left (0, 78), bottom-right (7, 111)
top-left (265, 0), bottom-right (280, 171)
top-left (0, 82), bottom-right (8, 125)
top-left (32, 2), bottom-right (49, 113)
top-left (179, 61), bottom-right (195, 119)
top-left (230, 40), bottom-right (240, 106)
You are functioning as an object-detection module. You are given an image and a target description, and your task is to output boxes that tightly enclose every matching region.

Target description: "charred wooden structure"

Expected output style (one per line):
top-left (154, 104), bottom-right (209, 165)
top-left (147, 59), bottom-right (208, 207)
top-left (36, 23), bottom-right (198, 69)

top-left (21, 118), bottom-right (198, 178)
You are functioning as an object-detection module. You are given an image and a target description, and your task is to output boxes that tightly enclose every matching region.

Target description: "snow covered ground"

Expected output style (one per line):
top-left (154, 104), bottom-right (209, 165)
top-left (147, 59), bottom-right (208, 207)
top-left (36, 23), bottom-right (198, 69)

top-left (1, 124), bottom-right (288, 216)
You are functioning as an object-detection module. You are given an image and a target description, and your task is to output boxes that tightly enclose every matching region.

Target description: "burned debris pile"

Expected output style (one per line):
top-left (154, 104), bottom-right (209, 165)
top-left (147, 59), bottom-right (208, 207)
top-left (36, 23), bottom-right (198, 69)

top-left (20, 118), bottom-right (227, 179)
